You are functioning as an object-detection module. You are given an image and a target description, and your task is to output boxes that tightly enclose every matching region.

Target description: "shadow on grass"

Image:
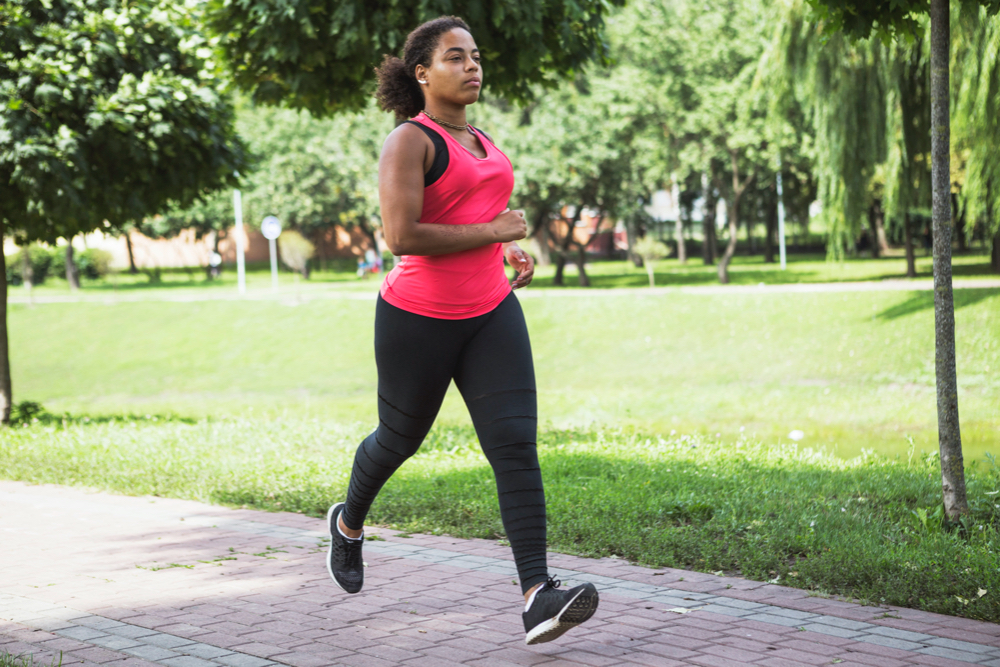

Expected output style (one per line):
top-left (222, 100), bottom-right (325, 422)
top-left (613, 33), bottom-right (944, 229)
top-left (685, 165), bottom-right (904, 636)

top-left (876, 288), bottom-right (999, 320)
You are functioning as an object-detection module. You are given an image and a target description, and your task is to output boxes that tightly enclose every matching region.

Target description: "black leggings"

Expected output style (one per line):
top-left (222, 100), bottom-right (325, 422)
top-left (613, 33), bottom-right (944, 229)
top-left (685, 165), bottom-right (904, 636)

top-left (343, 292), bottom-right (548, 593)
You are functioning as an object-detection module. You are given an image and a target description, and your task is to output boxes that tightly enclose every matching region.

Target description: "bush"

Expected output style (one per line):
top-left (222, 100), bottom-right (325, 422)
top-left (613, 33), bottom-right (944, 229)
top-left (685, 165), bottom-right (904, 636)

top-left (50, 247), bottom-right (113, 280)
top-left (4, 245), bottom-right (54, 286)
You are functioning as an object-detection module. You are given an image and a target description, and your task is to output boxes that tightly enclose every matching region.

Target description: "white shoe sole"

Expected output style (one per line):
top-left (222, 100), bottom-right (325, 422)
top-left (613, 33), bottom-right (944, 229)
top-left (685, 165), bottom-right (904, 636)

top-left (525, 586), bottom-right (599, 645)
top-left (326, 502), bottom-right (352, 593)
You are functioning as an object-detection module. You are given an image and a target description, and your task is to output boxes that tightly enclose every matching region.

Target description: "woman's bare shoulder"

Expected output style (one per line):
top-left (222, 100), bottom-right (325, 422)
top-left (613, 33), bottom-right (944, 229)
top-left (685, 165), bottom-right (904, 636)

top-left (382, 121), bottom-right (432, 157)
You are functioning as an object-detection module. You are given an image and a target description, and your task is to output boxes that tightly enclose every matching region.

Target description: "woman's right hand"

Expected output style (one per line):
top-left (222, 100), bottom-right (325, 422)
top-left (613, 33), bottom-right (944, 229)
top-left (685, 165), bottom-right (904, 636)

top-left (490, 208), bottom-right (527, 243)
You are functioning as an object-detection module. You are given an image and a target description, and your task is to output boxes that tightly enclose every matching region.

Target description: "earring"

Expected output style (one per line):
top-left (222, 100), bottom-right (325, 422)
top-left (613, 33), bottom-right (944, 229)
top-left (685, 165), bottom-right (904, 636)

top-left (418, 80), bottom-right (427, 84)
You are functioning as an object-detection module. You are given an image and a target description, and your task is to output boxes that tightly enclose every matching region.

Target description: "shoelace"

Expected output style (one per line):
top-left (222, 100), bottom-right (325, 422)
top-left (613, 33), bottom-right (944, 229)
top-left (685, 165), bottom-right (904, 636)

top-left (342, 536), bottom-right (363, 568)
top-left (544, 576), bottom-right (561, 590)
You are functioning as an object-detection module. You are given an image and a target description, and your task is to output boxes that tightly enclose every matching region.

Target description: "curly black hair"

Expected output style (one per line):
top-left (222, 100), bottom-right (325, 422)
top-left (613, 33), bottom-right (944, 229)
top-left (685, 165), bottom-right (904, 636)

top-left (375, 16), bottom-right (472, 119)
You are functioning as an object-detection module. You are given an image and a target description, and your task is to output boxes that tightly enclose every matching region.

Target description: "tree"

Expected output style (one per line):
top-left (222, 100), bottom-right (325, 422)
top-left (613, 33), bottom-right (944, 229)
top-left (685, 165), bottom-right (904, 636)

top-left (633, 236), bottom-right (670, 287)
top-left (804, 0), bottom-right (1000, 521)
top-left (0, 0), bottom-right (248, 423)
top-left (205, 0), bottom-right (625, 117)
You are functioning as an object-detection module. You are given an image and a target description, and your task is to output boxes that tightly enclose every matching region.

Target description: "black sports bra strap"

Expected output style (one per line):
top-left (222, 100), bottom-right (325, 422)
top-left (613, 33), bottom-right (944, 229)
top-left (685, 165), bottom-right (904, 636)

top-left (404, 120), bottom-right (449, 187)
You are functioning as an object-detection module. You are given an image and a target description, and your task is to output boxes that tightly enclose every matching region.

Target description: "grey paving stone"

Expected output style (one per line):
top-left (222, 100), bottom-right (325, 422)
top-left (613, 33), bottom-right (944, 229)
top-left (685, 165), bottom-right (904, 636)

top-left (56, 626), bottom-right (109, 641)
top-left (799, 622), bottom-right (865, 639)
top-left (856, 633), bottom-right (925, 652)
top-left (143, 632), bottom-right (198, 649)
top-left (764, 608), bottom-right (819, 620)
top-left (123, 644), bottom-right (181, 661)
top-left (646, 595), bottom-right (705, 608)
top-left (88, 634), bottom-right (144, 651)
top-left (106, 624), bottom-right (161, 639)
top-left (180, 643), bottom-right (236, 660)
top-left (866, 625), bottom-right (936, 643)
top-left (980, 659), bottom-right (1000, 667)
top-left (699, 604), bottom-right (751, 617)
top-left (708, 598), bottom-right (767, 610)
top-left (214, 653), bottom-right (276, 667)
top-left (925, 637), bottom-right (998, 654)
top-left (74, 616), bottom-right (127, 630)
top-left (806, 616), bottom-right (873, 631)
top-left (917, 646), bottom-right (992, 664)
top-left (161, 656), bottom-right (219, 667)
top-left (741, 612), bottom-right (810, 628)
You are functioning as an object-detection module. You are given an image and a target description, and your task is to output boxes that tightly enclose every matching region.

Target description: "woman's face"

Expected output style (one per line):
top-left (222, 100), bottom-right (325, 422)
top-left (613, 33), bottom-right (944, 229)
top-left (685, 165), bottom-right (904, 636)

top-left (418, 28), bottom-right (482, 106)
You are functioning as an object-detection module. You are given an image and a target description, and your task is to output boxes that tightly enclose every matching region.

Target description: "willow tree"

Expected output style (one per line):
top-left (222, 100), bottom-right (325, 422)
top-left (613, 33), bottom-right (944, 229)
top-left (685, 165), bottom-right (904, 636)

top-left (952, 5), bottom-right (1000, 271)
top-left (805, 0), bottom-right (1000, 521)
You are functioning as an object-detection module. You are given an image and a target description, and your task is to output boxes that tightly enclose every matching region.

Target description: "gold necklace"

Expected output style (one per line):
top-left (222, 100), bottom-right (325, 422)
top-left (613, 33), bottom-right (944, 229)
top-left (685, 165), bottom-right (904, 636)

top-left (423, 110), bottom-right (468, 131)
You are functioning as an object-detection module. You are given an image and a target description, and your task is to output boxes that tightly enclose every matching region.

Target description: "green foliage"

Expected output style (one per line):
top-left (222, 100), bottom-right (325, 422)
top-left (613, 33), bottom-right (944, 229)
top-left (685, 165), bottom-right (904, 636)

top-left (49, 248), bottom-right (112, 280)
top-left (4, 245), bottom-right (54, 286)
top-left (0, 0), bottom-right (248, 243)
top-left (0, 651), bottom-right (62, 667)
top-left (3, 419), bottom-right (1000, 621)
top-left (204, 0), bottom-right (625, 117)
top-left (153, 100), bottom-right (391, 242)
top-left (277, 230), bottom-right (315, 274)
top-left (805, 0), bottom-right (1000, 42)
top-left (633, 236), bottom-right (670, 262)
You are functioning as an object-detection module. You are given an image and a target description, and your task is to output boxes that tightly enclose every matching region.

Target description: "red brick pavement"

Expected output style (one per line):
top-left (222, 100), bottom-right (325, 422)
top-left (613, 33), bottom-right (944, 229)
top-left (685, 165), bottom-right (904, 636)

top-left (2, 481), bottom-right (998, 667)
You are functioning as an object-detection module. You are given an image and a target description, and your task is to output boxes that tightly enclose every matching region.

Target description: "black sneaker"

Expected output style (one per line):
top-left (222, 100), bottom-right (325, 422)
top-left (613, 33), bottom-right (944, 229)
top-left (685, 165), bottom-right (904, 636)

top-left (326, 502), bottom-right (364, 594)
top-left (523, 577), bottom-right (599, 644)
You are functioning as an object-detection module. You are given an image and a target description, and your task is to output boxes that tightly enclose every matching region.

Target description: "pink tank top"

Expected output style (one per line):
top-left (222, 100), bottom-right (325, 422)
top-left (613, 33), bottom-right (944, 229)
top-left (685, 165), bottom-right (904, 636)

top-left (380, 112), bottom-right (514, 319)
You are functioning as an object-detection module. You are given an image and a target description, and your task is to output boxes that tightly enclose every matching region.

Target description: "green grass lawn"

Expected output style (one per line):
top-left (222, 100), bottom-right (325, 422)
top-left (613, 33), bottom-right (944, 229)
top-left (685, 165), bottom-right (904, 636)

top-left (8, 283), bottom-right (998, 461)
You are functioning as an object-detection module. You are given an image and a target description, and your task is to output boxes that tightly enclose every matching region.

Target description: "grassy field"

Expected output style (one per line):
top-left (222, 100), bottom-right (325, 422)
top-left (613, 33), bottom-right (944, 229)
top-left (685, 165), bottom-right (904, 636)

top-left (8, 279), bottom-right (999, 460)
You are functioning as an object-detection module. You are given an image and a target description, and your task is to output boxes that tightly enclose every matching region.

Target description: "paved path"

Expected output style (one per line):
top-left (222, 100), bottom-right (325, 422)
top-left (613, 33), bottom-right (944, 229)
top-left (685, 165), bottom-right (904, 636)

top-left (2, 481), bottom-right (999, 667)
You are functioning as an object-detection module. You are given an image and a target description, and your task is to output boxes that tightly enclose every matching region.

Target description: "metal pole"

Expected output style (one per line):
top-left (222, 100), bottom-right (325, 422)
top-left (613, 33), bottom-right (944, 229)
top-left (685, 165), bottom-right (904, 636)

top-left (269, 238), bottom-right (278, 291)
top-left (233, 188), bottom-right (246, 294)
top-left (776, 166), bottom-right (787, 270)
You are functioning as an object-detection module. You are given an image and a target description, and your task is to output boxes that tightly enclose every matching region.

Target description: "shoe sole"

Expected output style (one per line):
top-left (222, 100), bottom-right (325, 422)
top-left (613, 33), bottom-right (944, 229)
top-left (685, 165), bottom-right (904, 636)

top-left (525, 585), bottom-right (599, 645)
top-left (326, 503), bottom-right (362, 594)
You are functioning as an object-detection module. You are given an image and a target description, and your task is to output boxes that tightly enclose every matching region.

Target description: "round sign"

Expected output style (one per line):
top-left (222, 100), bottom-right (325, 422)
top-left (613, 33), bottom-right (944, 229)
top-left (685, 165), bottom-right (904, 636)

top-left (209, 252), bottom-right (222, 267)
top-left (261, 215), bottom-right (282, 240)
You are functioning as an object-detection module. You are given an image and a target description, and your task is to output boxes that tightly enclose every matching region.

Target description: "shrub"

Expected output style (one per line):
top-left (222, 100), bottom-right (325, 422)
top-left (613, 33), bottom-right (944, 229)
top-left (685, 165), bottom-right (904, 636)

top-left (50, 247), bottom-right (113, 280)
top-left (4, 245), bottom-right (54, 286)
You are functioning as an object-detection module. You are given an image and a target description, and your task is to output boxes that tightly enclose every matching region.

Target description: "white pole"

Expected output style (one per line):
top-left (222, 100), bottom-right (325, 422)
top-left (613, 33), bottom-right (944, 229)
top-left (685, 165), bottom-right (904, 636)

top-left (777, 166), bottom-right (787, 271)
top-left (269, 238), bottom-right (278, 291)
top-left (233, 187), bottom-right (246, 294)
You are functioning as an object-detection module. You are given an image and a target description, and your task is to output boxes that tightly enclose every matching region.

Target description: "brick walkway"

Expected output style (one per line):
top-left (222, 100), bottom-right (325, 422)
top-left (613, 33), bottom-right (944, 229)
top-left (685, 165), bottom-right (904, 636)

top-left (2, 481), bottom-right (998, 667)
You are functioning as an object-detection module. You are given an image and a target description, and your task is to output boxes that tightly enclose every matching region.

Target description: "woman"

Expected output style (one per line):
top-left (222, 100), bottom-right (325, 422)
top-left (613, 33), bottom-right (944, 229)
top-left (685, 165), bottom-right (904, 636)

top-left (325, 16), bottom-right (599, 645)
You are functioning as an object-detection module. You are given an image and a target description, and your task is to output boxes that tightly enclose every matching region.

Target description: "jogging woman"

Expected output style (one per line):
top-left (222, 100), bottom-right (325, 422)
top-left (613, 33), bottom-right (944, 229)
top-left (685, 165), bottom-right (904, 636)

top-left (324, 16), bottom-right (599, 645)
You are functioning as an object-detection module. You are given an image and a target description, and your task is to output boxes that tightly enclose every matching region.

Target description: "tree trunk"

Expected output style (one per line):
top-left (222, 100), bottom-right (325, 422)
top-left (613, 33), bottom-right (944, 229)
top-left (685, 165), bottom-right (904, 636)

top-left (992, 229), bottom-right (1000, 273)
top-left (930, 0), bottom-right (967, 521)
top-left (718, 152), bottom-right (751, 284)
top-left (675, 216), bottom-right (687, 264)
top-left (65, 239), bottom-right (80, 290)
top-left (867, 201), bottom-right (882, 259)
top-left (702, 172), bottom-right (717, 265)
top-left (874, 206), bottom-right (890, 253)
top-left (903, 213), bottom-right (917, 278)
top-left (0, 220), bottom-right (11, 425)
top-left (764, 185), bottom-right (777, 263)
top-left (21, 246), bottom-right (33, 290)
top-left (532, 213), bottom-right (551, 267)
top-left (553, 254), bottom-right (566, 286)
top-left (717, 202), bottom-right (739, 284)
top-left (952, 194), bottom-right (967, 252)
top-left (125, 231), bottom-right (138, 273)
top-left (627, 218), bottom-right (644, 267)
top-left (575, 246), bottom-right (590, 287)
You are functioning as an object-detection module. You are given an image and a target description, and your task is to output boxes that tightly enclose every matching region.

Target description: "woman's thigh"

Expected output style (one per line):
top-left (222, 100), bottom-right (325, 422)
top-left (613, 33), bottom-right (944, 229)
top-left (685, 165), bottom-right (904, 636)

top-left (374, 296), bottom-right (463, 432)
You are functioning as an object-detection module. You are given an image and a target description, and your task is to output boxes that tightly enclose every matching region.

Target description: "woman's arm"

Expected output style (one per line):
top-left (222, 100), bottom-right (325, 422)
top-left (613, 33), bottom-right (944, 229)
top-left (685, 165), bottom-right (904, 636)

top-left (378, 123), bottom-right (526, 256)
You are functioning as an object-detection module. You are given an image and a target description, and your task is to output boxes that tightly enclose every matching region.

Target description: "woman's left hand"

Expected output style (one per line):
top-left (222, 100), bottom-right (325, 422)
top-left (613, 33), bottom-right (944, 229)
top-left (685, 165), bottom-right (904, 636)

top-left (505, 243), bottom-right (534, 289)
